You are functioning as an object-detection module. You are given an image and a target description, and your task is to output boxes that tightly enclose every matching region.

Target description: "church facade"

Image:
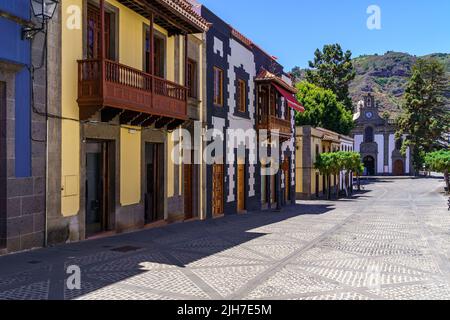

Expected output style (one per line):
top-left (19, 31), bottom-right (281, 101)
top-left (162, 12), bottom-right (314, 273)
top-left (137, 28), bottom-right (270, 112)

top-left (352, 94), bottom-right (413, 176)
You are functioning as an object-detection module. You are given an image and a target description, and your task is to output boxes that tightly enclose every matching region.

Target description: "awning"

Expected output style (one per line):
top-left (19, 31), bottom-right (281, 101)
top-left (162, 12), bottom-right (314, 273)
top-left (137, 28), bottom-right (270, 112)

top-left (273, 84), bottom-right (305, 112)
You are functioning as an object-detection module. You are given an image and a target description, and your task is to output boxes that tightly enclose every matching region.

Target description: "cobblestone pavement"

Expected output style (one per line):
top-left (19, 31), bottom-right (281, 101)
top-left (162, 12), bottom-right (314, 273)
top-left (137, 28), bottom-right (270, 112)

top-left (0, 177), bottom-right (449, 300)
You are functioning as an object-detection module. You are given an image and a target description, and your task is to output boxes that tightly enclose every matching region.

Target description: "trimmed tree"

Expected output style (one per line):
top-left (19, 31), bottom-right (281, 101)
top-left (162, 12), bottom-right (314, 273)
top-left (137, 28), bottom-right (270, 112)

top-left (314, 153), bottom-right (333, 200)
top-left (424, 150), bottom-right (450, 194)
top-left (314, 151), bottom-right (364, 199)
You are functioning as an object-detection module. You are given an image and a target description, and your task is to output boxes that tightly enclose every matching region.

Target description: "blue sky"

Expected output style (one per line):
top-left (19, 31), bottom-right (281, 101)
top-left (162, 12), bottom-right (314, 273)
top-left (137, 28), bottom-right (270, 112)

top-left (198, 0), bottom-right (450, 70)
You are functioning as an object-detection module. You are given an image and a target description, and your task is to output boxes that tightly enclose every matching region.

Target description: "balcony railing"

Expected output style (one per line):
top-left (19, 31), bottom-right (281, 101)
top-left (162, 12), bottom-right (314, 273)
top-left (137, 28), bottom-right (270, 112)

top-left (77, 59), bottom-right (188, 121)
top-left (257, 115), bottom-right (292, 140)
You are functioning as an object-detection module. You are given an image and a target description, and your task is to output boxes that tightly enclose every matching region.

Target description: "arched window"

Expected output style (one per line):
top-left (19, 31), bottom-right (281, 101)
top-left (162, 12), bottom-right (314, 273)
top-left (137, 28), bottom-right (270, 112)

top-left (364, 127), bottom-right (374, 143)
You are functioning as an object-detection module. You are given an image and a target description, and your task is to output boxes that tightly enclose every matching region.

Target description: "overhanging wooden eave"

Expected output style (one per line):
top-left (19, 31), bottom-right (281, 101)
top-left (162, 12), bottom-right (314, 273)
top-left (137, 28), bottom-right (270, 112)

top-left (116, 0), bottom-right (209, 35)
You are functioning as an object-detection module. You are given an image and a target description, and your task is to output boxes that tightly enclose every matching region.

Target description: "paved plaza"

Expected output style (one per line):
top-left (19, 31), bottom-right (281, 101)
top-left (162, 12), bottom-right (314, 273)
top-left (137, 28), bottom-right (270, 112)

top-left (0, 177), bottom-right (449, 300)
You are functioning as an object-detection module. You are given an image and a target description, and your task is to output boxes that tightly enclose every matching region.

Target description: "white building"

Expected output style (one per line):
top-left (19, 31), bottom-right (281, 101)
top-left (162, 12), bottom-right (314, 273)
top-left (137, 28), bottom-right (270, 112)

top-left (352, 93), bottom-right (413, 176)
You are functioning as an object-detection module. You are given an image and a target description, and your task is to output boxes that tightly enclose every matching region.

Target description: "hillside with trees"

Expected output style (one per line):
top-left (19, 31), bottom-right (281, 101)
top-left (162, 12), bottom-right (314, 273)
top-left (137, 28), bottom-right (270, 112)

top-left (291, 52), bottom-right (450, 117)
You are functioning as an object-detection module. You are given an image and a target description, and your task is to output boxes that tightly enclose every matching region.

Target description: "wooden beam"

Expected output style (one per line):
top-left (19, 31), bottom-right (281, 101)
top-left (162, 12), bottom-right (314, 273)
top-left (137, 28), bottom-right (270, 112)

top-left (167, 119), bottom-right (185, 131)
top-left (119, 110), bottom-right (141, 124)
top-left (127, 0), bottom-right (192, 35)
top-left (155, 117), bottom-right (174, 129)
top-left (141, 115), bottom-right (160, 127)
top-left (101, 107), bottom-right (123, 122)
top-left (130, 113), bottom-right (151, 126)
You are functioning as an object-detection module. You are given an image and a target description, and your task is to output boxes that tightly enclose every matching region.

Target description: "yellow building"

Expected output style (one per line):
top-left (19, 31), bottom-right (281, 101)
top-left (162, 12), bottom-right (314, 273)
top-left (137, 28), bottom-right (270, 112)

top-left (47, 0), bottom-right (209, 243)
top-left (295, 126), bottom-right (341, 199)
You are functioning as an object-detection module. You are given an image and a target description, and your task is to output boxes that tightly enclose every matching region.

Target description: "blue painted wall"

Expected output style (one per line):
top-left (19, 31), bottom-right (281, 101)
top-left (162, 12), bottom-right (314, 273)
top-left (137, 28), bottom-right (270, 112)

top-left (0, 0), bottom-right (32, 177)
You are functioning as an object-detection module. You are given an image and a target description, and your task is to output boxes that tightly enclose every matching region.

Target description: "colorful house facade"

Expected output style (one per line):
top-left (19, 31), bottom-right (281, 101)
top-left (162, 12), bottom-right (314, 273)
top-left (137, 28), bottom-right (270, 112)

top-left (1, 0), bottom-right (302, 254)
top-left (46, 0), bottom-right (209, 244)
top-left (0, 0), bottom-right (48, 253)
top-left (200, 6), bottom-right (300, 217)
top-left (295, 126), bottom-right (345, 199)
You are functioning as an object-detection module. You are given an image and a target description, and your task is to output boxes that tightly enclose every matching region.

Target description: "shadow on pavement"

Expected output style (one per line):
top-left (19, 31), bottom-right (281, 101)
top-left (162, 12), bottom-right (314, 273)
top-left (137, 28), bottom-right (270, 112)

top-left (0, 202), bottom-right (339, 300)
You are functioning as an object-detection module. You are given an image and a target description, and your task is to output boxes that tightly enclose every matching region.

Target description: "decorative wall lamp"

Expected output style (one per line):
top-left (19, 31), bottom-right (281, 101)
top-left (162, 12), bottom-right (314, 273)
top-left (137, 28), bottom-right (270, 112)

top-left (22, 0), bottom-right (58, 39)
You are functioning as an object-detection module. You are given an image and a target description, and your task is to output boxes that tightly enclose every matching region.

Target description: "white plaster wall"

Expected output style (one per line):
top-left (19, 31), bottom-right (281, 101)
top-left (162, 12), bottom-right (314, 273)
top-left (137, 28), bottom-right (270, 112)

top-left (388, 134), bottom-right (395, 174)
top-left (226, 39), bottom-right (257, 201)
top-left (212, 116), bottom-right (225, 131)
top-left (354, 135), bottom-right (363, 153)
top-left (375, 134), bottom-right (384, 174)
top-left (213, 36), bottom-right (224, 57)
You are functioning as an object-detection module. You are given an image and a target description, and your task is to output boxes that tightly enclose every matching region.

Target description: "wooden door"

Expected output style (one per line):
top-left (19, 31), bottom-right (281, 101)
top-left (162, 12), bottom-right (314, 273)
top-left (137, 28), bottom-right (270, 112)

top-left (237, 163), bottom-right (245, 212)
top-left (145, 143), bottom-right (164, 224)
top-left (85, 141), bottom-right (110, 237)
top-left (184, 163), bottom-right (193, 219)
top-left (393, 160), bottom-right (404, 176)
top-left (212, 164), bottom-right (224, 216)
top-left (270, 174), bottom-right (276, 204)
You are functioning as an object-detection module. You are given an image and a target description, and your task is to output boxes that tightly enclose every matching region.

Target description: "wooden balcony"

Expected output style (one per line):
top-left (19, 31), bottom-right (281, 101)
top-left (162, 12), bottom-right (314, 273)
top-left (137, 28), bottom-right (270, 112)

top-left (257, 115), bottom-right (293, 141)
top-left (77, 59), bottom-right (188, 125)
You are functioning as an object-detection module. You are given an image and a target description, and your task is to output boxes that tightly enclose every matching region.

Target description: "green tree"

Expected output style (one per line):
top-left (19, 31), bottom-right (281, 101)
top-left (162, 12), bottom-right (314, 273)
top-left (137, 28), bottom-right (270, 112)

top-left (396, 59), bottom-right (450, 172)
top-left (339, 151), bottom-right (361, 195)
top-left (305, 44), bottom-right (356, 112)
top-left (295, 81), bottom-right (354, 135)
top-left (314, 153), bottom-right (334, 200)
top-left (424, 150), bottom-right (450, 193)
top-left (314, 151), bottom-right (363, 199)
top-left (348, 152), bottom-right (364, 191)
top-left (290, 66), bottom-right (304, 84)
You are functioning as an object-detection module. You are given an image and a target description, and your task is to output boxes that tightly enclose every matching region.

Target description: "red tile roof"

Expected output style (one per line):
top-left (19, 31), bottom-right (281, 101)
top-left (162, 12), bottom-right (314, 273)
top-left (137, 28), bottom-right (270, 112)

top-left (157, 0), bottom-right (210, 32)
top-left (255, 68), bottom-right (297, 94)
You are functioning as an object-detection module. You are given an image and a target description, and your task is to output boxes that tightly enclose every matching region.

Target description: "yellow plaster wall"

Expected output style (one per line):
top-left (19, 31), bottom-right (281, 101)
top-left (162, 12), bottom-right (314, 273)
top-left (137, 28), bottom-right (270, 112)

top-left (295, 136), bottom-right (303, 194)
top-left (61, 0), bottom-right (83, 216)
top-left (62, 0), bottom-right (177, 213)
top-left (120, 128), bottom-right (141, 205)
top-left (311, 137), bottom-right (322, 195)
top-left (107, 0), bottom-right (174, 81)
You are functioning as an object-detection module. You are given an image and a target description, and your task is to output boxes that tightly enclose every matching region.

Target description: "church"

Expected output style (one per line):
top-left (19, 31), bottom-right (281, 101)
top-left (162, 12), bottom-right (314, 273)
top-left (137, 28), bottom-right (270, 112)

top-left (352, 93), bottom-right (413, 176)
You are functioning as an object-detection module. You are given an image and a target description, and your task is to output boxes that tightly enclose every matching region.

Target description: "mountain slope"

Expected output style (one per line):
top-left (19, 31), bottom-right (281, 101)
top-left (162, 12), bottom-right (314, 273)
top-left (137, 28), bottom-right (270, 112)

top-left (292, 52), bottom-right (450, 118)
top-left (350, 52), bottom-right (450, 117)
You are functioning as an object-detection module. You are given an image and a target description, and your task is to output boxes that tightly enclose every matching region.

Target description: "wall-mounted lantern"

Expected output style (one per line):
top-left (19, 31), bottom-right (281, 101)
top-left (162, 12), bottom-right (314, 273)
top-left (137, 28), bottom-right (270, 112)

top-left (22, 0), bottom-right (59, 39)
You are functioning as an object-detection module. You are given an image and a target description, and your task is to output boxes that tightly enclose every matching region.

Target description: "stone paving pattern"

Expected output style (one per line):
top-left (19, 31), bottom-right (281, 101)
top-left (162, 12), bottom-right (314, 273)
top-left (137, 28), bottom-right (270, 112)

top-left (0, 177), bottom-right (449, 300)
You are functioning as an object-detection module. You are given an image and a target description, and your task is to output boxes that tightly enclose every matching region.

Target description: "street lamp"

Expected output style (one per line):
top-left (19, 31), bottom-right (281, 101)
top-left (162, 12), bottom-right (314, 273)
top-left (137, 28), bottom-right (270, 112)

top-left (22, 0), bottom-right (59, 39)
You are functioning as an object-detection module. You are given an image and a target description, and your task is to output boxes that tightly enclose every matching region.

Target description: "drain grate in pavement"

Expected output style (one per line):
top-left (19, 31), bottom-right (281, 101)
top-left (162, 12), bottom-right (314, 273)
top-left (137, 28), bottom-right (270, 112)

top-left (110, 246), bottom-right (142, 253)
